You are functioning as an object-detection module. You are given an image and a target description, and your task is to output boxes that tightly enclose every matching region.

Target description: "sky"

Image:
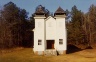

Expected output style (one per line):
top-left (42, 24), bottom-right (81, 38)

top-left (0, 0), bottom-right (96, 17)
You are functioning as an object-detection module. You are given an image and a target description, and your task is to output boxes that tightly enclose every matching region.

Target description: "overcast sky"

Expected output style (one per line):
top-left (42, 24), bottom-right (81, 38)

top-left (0, 0), bottom-right (96, 17)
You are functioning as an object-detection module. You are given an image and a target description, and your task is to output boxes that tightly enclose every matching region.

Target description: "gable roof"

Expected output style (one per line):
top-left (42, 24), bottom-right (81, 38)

top-left (45, 16), bottom-right (55, 21)
top-left (55, 7), bottom-right (65, 14)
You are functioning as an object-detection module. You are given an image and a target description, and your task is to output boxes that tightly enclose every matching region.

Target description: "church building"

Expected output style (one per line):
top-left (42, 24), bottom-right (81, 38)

top-left (33, 6), bottom-right (67, 55)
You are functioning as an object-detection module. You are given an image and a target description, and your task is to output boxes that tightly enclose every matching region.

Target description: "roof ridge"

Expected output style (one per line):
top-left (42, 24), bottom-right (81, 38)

top-left (45, 16), bottom-right (55, 21)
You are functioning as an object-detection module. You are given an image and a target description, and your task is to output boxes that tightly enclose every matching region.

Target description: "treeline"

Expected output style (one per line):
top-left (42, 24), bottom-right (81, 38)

top-left (67, 5), bottom-right (96, 49)
top-left (0, 2), bottom-right (34, 48)
top-left (0, 2), bottom-right (96, 49)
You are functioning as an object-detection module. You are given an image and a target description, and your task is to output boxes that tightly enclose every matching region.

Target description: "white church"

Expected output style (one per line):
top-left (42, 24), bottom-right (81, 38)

top-left (33, 6), bottom-right (67, 55)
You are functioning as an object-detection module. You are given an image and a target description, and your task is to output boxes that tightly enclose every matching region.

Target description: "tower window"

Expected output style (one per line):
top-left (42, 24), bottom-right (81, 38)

top-left (59, 39), bottom-right (63, 45)
top-left (38, 40), bottom-right (42, 45)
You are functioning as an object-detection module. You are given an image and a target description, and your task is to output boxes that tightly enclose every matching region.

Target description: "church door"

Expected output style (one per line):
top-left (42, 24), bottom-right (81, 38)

top-left (47, 40), bottom-right (54, 49)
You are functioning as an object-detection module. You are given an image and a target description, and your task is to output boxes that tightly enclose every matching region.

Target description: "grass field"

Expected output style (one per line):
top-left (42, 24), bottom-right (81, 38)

top-left (0, 48), bottom-right (96, 62)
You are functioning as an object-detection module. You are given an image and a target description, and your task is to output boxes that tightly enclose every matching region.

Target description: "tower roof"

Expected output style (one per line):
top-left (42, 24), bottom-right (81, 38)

top-left (55, 7), bottom-right (65, 14)
top-left (35, 5), bottom-right (45, 14)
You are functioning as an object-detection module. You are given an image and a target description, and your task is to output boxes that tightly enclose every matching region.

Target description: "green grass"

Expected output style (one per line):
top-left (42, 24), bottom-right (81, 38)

top-left (0, 48), bottom-right (96, 62)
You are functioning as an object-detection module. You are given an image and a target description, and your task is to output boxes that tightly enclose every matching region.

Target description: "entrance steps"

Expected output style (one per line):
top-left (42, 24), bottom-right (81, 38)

top-left (44, 49), bottom-right (57, 56)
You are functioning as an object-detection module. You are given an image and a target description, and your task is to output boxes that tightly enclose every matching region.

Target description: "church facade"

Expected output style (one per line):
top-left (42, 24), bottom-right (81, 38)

top-left (33, 6), bottom-right (67, 55)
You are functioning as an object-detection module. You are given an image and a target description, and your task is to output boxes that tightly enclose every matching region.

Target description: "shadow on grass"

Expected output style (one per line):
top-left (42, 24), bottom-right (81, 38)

top-left (85, 46), bottom-right (93, 49)
top-left (66, 44), bottom-right (83, 54)
top-left (66, 44), bottom-right (93, 54)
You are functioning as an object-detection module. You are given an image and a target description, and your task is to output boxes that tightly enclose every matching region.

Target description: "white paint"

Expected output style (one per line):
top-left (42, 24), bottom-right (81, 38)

top-left (33, 17), bottom-right (46, 51)
top-left (46, 16), bottom-right (56, 40)
top-left (33, 15), bottom-right (67, 54)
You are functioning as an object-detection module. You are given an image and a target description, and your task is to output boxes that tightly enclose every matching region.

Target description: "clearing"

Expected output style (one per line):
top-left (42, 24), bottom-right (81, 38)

top-left (0, 48), bottom-right (96, 62)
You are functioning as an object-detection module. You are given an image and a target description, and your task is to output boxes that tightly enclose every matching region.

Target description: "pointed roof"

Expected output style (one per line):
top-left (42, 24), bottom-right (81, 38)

top-left (55, 7), bottom-right (65, 14)
top-left (35, 5), bottom-right (45, 14)
top-left (35, 9), bottom-right (45, 13)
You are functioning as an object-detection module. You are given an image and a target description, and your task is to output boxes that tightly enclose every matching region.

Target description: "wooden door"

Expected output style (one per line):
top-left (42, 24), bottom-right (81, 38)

top-left (47, 40), bottom-right (54, 49)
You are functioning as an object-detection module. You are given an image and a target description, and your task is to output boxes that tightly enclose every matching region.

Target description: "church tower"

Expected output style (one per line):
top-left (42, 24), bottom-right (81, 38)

top-left (54, 7), bottom-right (67, 54)
top-left (33, 5), bottom-right (46, 55)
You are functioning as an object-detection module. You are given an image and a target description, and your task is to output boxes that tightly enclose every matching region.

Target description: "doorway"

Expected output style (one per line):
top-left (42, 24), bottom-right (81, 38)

top-left (47, 40), bottom-right (54, 49)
